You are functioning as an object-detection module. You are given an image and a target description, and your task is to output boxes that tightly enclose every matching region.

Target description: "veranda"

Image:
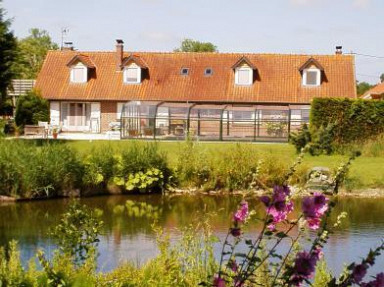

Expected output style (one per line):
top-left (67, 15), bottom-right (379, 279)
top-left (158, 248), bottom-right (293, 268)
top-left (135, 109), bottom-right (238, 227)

top-left (120, 101), bottom-right (309, 142)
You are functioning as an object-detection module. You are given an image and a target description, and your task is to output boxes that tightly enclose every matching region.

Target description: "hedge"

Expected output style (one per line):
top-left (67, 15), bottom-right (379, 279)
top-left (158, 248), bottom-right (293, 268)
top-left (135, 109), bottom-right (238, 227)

top-left (310, 98), bottom-right (384, 144)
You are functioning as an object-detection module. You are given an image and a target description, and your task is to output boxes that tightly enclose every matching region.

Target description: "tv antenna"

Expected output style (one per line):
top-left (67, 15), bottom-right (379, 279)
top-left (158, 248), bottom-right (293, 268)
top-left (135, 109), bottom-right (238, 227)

top-left (61, 27), bottom-right (69, 50)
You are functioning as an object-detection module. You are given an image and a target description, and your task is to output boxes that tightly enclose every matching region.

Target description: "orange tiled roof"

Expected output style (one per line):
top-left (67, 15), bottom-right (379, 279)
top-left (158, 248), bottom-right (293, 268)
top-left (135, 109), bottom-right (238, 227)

top-left (66, 54), bottom-right (96, 69)
top-left (363, 82), bottom-right (384, 99)
top-left (35, 50), bottom-right (357, 103)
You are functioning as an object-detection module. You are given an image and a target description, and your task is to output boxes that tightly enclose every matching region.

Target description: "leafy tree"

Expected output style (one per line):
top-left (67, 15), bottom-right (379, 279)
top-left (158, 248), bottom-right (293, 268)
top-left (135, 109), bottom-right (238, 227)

top-left (174, 38), bottom-right (218, 52)
top-left (14, 28), bottom-right (58, 79)
top-left (0, 2), bottom-right (17, 115)
top-left (380, 73), bottom-right (384, 83)
top-left (14, 89), bottom-right (49, 127)
top-left (356, 81), bottom-right (374, 96)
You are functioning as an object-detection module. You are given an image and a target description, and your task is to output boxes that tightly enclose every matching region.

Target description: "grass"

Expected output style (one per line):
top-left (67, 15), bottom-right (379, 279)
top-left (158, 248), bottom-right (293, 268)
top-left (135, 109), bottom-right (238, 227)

top-left (66, 140), bottom-right (384, 190)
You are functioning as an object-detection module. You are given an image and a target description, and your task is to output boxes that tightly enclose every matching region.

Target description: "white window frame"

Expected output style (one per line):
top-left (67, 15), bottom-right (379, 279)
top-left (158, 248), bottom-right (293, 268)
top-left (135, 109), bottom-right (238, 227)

top-left (70, 63), bottom-right (88, 83)
top-left (302, 68), bottom-right (321, 86)
top-left (117, 102), bottom-right (125, 120)
top-left (123, 64), bottom-right (141, 84)
top-left (235, 67), bottom-right (253, 86)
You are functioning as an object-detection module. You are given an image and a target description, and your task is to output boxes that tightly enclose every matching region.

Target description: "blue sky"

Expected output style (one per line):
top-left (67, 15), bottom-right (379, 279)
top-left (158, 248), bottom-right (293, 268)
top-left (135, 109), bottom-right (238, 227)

top-left (3, 0), bottom-right (384, 83)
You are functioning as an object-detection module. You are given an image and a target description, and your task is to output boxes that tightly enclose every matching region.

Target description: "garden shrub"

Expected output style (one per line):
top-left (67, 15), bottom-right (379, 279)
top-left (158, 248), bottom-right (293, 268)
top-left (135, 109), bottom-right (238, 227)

top-left (14, 89), bottom-right (49, 128)
top-left (289, 123), bottom-right (311, 153)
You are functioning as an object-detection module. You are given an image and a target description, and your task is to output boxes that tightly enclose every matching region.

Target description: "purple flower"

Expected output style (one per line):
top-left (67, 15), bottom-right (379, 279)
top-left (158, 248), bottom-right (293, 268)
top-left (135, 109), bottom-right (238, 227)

top-left (213, 275), bottom-right (226, 287)
top-left (361, 273), bottom-right (384, 287)
top-left (352, 264), bottom-right (368, 284)
top-left (233, 201), bottom-right (249, 224)
top-left (230, 227), bottom-right (242, 237)
top-left (302, 193), bottom-right (329, 230)
top-left (290, 250), bottom-right (321, 286)
top-left (261, 186), bottom-right (294, 230)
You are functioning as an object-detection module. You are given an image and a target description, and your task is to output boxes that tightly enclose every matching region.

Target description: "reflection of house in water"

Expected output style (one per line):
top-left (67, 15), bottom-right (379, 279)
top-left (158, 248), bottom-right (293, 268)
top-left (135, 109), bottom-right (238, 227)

top-left (35, 40), bottom-right (356, 141)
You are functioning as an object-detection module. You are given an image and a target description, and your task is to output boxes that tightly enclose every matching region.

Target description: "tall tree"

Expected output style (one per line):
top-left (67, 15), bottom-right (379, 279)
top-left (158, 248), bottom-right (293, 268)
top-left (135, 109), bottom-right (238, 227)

top-left (174, 38), bottom-right (218, 52)
top-left (0, 1), bottom-right (17, 114)
top-left (380, 73), bottom-right (384, 83)
top-left (356, 81), bottom-right (374, 96)
top-left (15, 28), bottom-right (59, 79)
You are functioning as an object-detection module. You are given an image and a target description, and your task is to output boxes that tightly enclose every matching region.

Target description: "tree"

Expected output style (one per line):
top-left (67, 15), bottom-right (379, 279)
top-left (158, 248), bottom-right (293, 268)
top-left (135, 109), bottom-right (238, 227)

top-left (15, 89), bottom-right (49, 127)
top-left (0, 1), bottom-right (17, 115)
top-left (356, 81), bottom-right (374, 96)
top-left (380, 73), bottom-right (384, 83)
top-left (14, 28), bottom-right (59, 79)
top-left (174, 38), bottom-right (218, 52)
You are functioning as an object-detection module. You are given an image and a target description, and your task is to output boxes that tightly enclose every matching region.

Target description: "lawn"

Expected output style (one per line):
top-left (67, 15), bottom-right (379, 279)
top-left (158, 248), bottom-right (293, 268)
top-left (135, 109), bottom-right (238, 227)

top-left (66, 140), bottom-right (384, 190)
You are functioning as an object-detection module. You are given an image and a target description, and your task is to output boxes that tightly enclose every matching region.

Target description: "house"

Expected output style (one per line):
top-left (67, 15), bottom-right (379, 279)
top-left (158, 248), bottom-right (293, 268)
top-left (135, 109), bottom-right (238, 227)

top-left (362, 82), bottom-right (384, 100)
top-left (35, 40), bottom-right (356, 141)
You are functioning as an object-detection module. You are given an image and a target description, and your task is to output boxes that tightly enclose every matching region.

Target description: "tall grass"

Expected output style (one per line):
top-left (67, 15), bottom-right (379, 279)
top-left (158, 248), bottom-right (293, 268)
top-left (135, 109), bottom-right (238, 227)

top-left (0, 140), bottom-right (81, 198)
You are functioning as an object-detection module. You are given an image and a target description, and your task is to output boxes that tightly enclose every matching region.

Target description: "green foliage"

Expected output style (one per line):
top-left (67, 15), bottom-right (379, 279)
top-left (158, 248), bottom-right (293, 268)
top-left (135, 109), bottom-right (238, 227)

top-left (289, 124), bottom-right (311, 153)
top-left (125, 168), bottom-right (165, 193)
top-left (356, 81), bottom-right (374, 96)
top-left (15, 89), bottom-right (49, 128)
top-left (0, 119), bottom-right (5, 138)
top-left (51, 201), bottom-right (103, 265)
top-left (313, 259), bottom-right (332, 286)
top-left (174, 38), bottom-right (218, 52)
top-left (0, 140), bottom-right (82, 198)
top-left (265, 121), bottom-right (287, 137)
top-left (0, 2), bottom-right (17, 113)
top-left (310, 98), bottom-right (384, 145)
top-left (308, 123), bottom-right (336, 156)
top-left (14, 28), bottom-right (59, 79)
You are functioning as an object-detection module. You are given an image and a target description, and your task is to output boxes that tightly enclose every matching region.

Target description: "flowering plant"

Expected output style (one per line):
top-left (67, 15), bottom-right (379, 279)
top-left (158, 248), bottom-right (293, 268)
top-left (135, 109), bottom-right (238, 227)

top-left (205, 151), bottom-right (384, 287)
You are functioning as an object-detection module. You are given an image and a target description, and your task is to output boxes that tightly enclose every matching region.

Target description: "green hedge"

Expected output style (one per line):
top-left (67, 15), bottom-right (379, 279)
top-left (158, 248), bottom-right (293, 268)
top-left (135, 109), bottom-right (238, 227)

top-left (310, 98), bottom-right (384, 144)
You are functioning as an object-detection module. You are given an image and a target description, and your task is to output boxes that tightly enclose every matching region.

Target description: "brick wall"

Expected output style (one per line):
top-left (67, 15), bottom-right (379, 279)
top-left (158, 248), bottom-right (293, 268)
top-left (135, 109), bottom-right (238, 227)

top-left (100, 101), bottom-right (117, 132)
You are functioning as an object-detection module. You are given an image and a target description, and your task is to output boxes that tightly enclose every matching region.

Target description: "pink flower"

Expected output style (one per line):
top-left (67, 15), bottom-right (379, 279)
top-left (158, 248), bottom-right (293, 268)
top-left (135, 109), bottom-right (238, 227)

top-left (213, 275), bottom-right (226, 287)
top-left (290, 250), bottom-right (321, 286)
top-left (261, 186), bottom-right (294, 230)
top-left (233, 201), bottom-right (249, 224)
top-left (352, 264), bottom-right (368, 284)
top-left (302, 193), bottom-right (329, 230)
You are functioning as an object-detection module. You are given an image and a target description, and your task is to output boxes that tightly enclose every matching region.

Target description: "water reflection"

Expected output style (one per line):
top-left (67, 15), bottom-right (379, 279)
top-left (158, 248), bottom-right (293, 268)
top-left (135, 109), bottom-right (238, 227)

top-left (0, 195), bottom-right (383, 275)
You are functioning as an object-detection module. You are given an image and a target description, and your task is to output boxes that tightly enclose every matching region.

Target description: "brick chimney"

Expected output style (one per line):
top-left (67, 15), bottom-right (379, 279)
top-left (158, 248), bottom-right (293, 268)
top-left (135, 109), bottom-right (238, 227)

top-left (335, 46), bottom-right (343, 55)
top-left (116, 39), bottom-right (124, 71)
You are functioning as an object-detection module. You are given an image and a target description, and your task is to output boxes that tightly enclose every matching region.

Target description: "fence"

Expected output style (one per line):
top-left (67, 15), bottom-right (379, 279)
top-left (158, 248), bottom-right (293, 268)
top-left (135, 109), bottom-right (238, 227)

top-left (120, 101), bottom-right (309, 142)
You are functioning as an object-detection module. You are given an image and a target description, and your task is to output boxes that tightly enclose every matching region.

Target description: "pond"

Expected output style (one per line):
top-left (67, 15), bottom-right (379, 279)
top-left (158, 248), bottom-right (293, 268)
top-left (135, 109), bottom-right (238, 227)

top-left (0, 194), bottom-right (383, 276)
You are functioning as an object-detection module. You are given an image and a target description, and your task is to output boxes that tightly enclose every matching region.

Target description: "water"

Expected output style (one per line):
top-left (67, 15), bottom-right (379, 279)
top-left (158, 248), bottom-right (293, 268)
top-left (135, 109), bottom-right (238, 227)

top-left (0, 194), bottom-right (383, 276)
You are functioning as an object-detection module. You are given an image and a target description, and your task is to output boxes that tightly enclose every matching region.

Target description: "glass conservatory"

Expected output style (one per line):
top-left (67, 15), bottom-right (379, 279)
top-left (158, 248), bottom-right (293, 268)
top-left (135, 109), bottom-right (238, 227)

top-left (120, 101), bottom-right (309, 142)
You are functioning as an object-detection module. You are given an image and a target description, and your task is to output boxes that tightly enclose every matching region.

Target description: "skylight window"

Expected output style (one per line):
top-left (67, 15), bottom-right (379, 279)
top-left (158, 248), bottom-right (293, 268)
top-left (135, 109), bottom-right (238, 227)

top-left (181, 68), bottom-right (189, 76)
top-left (204, 68), bottom-right (213, 76)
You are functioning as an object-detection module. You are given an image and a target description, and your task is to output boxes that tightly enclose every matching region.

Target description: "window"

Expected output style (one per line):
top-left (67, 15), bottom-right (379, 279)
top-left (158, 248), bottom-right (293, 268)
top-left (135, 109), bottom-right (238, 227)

top-left (181, 68), bottom-right (189, 76)
top-left (235, 67), bottom-right (253, 85)
top-left (204, 68), bottom-right (213, 76)
top-left (70, 65), bottom-right (87, 83)
top-left (124, 66), bottom-right (141, 83)
top-left (303, 69), bottom-right (321, 86)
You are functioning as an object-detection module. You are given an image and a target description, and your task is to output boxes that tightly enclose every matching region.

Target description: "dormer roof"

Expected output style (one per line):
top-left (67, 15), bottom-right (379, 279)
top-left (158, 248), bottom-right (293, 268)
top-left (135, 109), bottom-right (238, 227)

top-left (299, 58), bottom-right (324, 72)
top-left (231, 56), bottom-right (257, 70)
top-left (121, 54), bottom-right (148, 69)
top-left (66, 54), bottom-right (96, 69)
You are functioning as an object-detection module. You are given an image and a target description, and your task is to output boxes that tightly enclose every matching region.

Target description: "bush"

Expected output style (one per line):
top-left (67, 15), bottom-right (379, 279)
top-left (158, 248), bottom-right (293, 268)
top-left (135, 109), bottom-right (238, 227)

top-left (289, 124), bottom-right (311, 153)
top-left (14, 89), bottom-right (49, 128)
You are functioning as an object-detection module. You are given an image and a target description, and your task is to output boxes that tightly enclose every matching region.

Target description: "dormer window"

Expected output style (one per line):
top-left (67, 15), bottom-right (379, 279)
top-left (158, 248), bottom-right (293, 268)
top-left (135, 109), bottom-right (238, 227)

top-left (232, 56), bottom-right (257, 86)
top-left (67, 54), bottom-right (95, 84)
top-left (124, 64), bottom-right (141, 84)
top-left (302, 68), bottom-right (321, 86)
top-left (299, 58), bottom-right (324, 87)
top-left (70, 63), bottom-right (87, 83)
top-left (235, 67), bottom-right (253, 85)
